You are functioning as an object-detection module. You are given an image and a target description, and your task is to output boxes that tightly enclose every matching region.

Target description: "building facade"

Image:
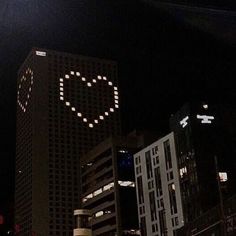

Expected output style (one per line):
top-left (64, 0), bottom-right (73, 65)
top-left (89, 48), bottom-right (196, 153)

top-left (169, 102), bottom-right (236, 223)
top-left (134, 132), bottom-right (184, 236)
top-left (81, 136), bottom-right (143, 236)
top-left (15, 48), bottom-right (121, 236)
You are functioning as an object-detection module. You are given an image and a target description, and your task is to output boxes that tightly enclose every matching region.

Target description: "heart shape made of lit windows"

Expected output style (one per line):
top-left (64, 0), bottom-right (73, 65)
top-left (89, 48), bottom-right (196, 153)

top-left (17, 68), bottom-right (34, 112)
top-left (59, 71), bottom-right (119, 128)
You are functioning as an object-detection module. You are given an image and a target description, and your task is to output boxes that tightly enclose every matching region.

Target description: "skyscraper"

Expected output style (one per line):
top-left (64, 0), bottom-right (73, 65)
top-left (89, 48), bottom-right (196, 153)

top-left (170, 101), bottom-right (236, 223)
top-left (15, 48), bottom-right (121, 236)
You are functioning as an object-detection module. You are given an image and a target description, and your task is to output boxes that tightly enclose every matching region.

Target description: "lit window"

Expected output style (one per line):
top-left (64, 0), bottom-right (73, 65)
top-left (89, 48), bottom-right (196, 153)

top-left (180, 167), bottom-right (187, 178)
top-left (60, 92), bottom-right (64, 96)
top-left (114, 91), bottom-right (118, 95)
top-left (92, 79), bottom-right (96, 83)
top-left (95, 211), bottom-right (104, 218)
top-left (94, 120), bottom-right (98, 124)
top-left (71, 107), bottom-right (76, 111)
top-left (114, 86), bottom-right (118, 90)
top-left (65, 75), bottom-right (69, 79)
top-left (60, 78), bottom-right (63, 82)
top-left (76, 72), bottom-right (80, 76)
top-left (70, 71), bottom-right (75, 75)
top-left (219, 172), bottom-right (228, 182)
top-left (60, 83), bottom-right (63, 87)
top-left (94, 189), bottom-right (102, 196)
top-left (114, 95), bottom-right (119, 99)
top-left (89, 123), bottom-right (94, 128)
top-left (115, 104), bottom-right (119, 108)
top-left (60, 87), bottom-right (64, 91)
top-left (77, 113), bottom-right (82, 117)
top-left (83, 118), bottom-right (87, 122)
top-left (82, 77), bottom-right (86, 81)
top-left (97, 75), bottom-right (102, 80)
top-left (108, 81), bottom-right (113, 86)
top-left (87, 82), bottom-right (92, 87)
top-left (115, 100), bottom-right (119, 104)
top-left (171, 184), bottom-right (175, 190)
top-left (60, 97), bottom-right (64, 101)
top-left (105, 112), bottom-right (109, 116)
top-left (66, 102), bottom-right (70, 106)
top-left (110, 108), bottom-right (114, 112)
top-left (118, 181), bottom-right (135, 187)
top-left (99, 115), bottom-right (104, 120)
top-left (103, 76), bottom-right (107, 80)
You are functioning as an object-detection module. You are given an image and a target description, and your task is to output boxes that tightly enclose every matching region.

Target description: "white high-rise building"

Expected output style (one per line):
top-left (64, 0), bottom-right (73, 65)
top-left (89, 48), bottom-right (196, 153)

top-left (134, 132), bottom-right (184, 236)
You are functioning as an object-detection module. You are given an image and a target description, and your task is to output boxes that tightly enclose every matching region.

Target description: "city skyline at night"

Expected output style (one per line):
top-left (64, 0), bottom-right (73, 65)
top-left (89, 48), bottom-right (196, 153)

top-left (0, 1), bottom-right (236, 235)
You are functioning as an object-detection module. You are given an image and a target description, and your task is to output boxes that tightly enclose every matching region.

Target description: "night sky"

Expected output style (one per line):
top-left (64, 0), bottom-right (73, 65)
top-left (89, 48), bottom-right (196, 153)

top-left (0, 0), bottom-right (236, 228)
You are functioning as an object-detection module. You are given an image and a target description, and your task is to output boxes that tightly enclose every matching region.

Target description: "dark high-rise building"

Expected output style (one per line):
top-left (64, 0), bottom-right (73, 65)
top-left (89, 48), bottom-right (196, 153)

top-left (170, 102), bottom-right (236, 223)
top-left (15, 48), bottom-right (121, 236)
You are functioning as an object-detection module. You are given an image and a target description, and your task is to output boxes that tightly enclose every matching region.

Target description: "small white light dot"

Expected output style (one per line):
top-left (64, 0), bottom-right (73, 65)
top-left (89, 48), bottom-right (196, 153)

top-left (87, 82), bottom-right (92, 87)
top-left (65, 74), bottom-right (70, 79)
top-left (108, 81), bottom-right (113, 86)
top-left (114, 96), bottom-right (119, 99)
top-left (66, 102), bottom-right (70, 106)
top-left (89, 123), bottom-right (94, 128)
top-left (97, 75), bottom-right (102, 80)
top-left (60, 92), bottom-right (64, 96)
top-left (83, 118), bottom-right (88, 122)
top-left (25, 102), bottom-right (28, 106)
top-left (27, 94), bottom-right (30, 99)
top-left (76, 72), bottom-right (81, 76)
top-left (99, 115), bottom-right (104, 120)
top-left (110, 108), bottom-right (114, 112)
top-left (60, 87), bottom-right (64, 91)
top-left (82, 77), bottom-right (86, 81)
top-left (19, 85), bottom-right (21, 89)
top-left (77, 113), bottom-right (82, 117)
top-left (93, 79), bottom-right (97, 83)
top-left (60, 83), bottom-right (63, 87)
top-left (115, 100), bottom-right (119, 104)
top-left (60, 78), bottom-right (63, 82)
top-left (29, 87), bottom-right (32, 92)
top-left (105, 112), bottom-right (109, 116)
top-left (94, 120), bottom-right (98, 124)
top-left (103, 76), bottom-right (107, 80)
top-left (114, 91), bottom-right (118, 95)
top-left (60, 97), bottom-right (64, 100)
top-left (70, 71), bottom-right (75, 75)
top-left (115, 104), bottom-right (119, 108)
top-left (71, 107), bottom-right (76, 111)
top-left (114, 87), bottom-right (118, 90)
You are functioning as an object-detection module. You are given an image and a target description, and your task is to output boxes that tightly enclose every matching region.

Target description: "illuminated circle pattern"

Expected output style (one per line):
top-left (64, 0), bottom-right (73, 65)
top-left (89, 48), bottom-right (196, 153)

top-left (17, 68), bottom-right (34, 113)
top-left (59, 71), bottom-right (119, 128)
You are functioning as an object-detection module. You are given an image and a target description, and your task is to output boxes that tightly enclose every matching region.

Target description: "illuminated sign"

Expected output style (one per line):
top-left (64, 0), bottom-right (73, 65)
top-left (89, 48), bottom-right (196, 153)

top-left (180, 116), bottom-right (189, 128)
top-left (35, 51), bottom-right (46, 56)
top-left (17, 68), bottom-right (34, 112)
top-left (60, 71), bottom-right (119, 128)
top-left (197, 114), bottom-right (214, 124)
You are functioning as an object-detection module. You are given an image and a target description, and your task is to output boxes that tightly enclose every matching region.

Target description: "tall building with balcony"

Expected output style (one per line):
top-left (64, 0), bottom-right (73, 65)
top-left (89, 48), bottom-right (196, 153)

top-left (134, 132), bottom-right (184, 236)
top-left (80, 135), bottom-right (146, 236)
top-left (15, 48), bottom-right (121, 236)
